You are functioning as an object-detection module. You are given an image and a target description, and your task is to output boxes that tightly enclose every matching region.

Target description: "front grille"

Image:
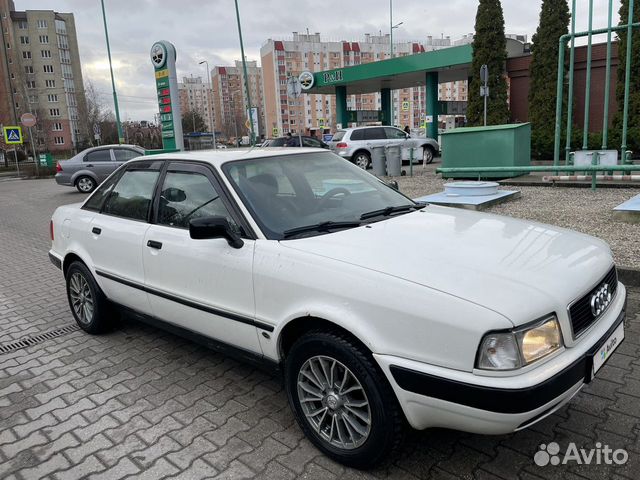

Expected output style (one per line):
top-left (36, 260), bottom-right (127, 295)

top-left (568, 266), bottom-right (617, 338)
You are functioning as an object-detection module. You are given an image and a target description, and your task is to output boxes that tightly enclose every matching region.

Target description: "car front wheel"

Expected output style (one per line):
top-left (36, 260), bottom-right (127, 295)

top-left (65, 261), bottom-right (113, 333)
top-left (76, 176), bottom-right (97, 193)
top-left (285, 330), bottom-right (403, 469)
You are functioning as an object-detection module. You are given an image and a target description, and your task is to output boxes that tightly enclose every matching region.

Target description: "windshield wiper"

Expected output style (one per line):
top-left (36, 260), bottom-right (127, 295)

top-left (359, 204), bottom-right (424, 221)
top-left (282, 221), bottom-right (362, 239)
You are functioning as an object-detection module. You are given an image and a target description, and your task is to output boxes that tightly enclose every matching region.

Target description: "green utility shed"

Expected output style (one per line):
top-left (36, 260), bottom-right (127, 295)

top-left (440, 123), bottom-right (531, 179)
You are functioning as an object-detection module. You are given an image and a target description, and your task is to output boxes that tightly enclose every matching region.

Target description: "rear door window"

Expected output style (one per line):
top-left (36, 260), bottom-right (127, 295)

top-left (85, 149), bottom-right (112, 162)
top-left (101, 162), bottom-right (162, 221)
top-left (349, 129), bottom-right (365, 141)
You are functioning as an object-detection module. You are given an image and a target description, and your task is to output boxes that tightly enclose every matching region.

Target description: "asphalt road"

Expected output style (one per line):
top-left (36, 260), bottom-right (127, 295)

top-left (0, 178), bottom-right (638, 480)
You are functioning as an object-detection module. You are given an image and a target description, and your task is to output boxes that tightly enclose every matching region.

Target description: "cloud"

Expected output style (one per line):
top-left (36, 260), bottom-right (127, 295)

top-left (17, 0), bottom-right (621, 120)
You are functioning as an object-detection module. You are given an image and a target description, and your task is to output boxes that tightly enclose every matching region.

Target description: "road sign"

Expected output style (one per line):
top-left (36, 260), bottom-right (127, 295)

top-left (20, 113), bottom-right (36, 128)
top-left (318, 118), bottom-right (325, 128)
top-left (272, 127), bottom-right (279, 137)
top-left (480, 64), bottom-right (489, 84)
top-left (287, 76), bottom-right (302, 99)
top-left (402, 101), bottom-right (410, 111)
top-left (3, 126), bottom-right (22, 144)
top-left (425, 116), bottom-right (434, 124)
top-left (245, 119), bottom-right (251, 129)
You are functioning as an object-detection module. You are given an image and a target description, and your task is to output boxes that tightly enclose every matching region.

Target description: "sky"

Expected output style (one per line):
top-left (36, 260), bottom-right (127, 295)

top-left (18, 0), bottom-right (619, 121)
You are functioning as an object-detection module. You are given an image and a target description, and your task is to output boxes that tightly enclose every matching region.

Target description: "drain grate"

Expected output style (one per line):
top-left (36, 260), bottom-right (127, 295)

top-left (0, 324), bottom-right (80, 355)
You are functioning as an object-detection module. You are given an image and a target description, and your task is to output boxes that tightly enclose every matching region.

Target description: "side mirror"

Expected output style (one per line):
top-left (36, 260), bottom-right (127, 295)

top-left (189, 216), bottom-right (244, 249)
top-left (162, 187), bottom-right (186, 203)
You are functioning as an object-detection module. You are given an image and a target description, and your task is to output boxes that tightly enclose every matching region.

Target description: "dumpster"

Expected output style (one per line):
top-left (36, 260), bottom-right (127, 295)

top-left (385, 144), bottom-right (402, 177)
top-left (440, 123), bottom-right (531, 179)
top-left (370, 145), bottom-right (387, 177)
top-left (38, 153), bottom-right (54, 167)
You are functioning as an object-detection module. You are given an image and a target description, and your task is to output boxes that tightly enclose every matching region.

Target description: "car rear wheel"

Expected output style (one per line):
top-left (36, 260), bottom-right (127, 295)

top-left (65, 261), bottom-right (113, 334)
top-left (353, 152), bottom-right (371, 170)
top-left (422, 146), bottom-right (435, 165)
top-left (76, 176), bottom-right (97, 193)
top-left (285, 330), bottom-right (403, 469)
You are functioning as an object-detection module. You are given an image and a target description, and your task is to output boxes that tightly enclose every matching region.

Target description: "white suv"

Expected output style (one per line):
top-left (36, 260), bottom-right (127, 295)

top-left (49, 149), bottom-right (626, 468)
top-left (329, 126), bottom-right (439, 169)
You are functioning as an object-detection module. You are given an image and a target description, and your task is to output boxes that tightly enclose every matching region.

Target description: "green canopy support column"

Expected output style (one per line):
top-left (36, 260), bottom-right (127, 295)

top-left (426, 72), bottom-right (439, 140)
top-left (381, 88), bottom-right (391, 126)
top-left (335, 86), bottom-right (348, 128)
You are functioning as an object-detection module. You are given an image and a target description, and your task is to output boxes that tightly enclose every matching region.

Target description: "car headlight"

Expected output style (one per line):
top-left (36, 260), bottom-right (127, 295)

top-left (476, 316), bottom-right (563, 370)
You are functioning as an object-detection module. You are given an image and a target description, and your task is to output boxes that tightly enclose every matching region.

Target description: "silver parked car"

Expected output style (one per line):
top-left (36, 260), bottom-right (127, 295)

top-left (55, 145), bottom-right (145, 193)
top-left (328, 126), bottom-right (439, 169)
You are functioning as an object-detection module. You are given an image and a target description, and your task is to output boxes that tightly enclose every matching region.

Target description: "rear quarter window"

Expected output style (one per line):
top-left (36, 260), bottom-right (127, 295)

top-left (331, 131), bottom-right (346, 142)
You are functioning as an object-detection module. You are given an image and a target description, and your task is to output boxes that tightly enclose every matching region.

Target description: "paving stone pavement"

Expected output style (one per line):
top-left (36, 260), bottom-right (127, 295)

top-left (0, 178), bottom-right (639, 480)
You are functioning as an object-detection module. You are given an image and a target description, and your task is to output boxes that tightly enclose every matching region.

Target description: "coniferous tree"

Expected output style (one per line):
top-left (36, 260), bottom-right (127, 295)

top-left (611, 0), bottom-right (640, 154)
top-left (467, 0), bottom-right (510, 126)
top-left (528, 0), bottom-right (570, 159)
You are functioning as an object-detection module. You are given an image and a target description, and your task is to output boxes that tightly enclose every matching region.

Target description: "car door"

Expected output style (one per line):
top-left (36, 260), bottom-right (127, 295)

top-left (84, 148), bottom-right (117, 183)
top-left (142, 161), bottom-right (262, 353)
top-left (363, 127), bottom-right (387, 150)
top-left (87, 160), bottom-right (163, 314)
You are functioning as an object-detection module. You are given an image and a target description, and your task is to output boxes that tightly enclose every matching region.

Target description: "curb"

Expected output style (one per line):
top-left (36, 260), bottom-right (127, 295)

top-left (618, 267), bottom-right (640, 288)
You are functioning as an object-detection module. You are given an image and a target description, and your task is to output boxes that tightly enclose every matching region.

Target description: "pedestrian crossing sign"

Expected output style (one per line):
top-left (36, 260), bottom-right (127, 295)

top-left (3, 126), bottom-right (23, 144)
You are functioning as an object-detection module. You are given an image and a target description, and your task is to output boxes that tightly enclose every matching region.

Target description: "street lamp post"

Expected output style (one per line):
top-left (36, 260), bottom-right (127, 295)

top-left (199, 60), bottom-right (217, 149)
top-left (100, 0), bottom-right (123, 144)
top-left (234, 0), bottom-right (256, 146)
top-left (389, 0), bottom-right (402, 127)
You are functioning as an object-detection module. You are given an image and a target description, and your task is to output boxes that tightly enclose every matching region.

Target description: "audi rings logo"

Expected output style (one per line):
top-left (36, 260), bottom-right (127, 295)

top-left (590, 283), bottom-right (612, 317)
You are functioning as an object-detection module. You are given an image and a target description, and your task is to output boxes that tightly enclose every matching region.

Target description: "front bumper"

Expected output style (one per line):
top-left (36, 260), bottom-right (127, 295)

top-left (375, 284), bottom-right (627, 434)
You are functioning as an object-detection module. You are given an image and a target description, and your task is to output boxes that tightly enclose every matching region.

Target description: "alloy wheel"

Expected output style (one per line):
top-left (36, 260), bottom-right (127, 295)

top-left (69, 272), bottom-right (94, 325)
top-left (297, 355), bottom-right (372, 450)
top-left (355, 155), bottom-right (369, 169)
top-left (77, 177), bottom-right (95, 192)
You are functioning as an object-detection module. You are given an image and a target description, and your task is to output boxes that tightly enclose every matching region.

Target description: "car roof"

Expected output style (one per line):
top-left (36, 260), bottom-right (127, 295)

top-left (132, 147), bottom-right (328, 168)
top-left (342, 126), bottom-right (396, 131)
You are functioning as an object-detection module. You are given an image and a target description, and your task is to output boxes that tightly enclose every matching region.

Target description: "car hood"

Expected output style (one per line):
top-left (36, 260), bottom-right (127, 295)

top-left (280, 206), bottom-right (613, 325)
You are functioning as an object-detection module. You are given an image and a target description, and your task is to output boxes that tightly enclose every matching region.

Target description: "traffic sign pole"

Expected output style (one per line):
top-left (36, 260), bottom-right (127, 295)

top-left (28, 127), bottom-right (38, 176)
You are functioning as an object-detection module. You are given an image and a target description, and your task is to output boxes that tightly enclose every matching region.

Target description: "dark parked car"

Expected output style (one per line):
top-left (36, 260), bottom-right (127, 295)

top-left (265, 136), bottom-right (329, 149)
top-left (55, 145), bottom-right (145, 193)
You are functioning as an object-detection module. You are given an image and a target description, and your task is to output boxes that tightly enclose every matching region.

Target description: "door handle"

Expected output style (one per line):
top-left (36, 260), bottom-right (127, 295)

top-left (92, 227), bottom-right (101, 235)
top-left (86, 164), bottom-right (94, 168)
top-left (147, 240), bottom-right (163, 250)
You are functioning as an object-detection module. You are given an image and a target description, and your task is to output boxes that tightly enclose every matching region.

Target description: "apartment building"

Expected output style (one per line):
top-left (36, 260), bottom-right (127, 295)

top-left (0, 0), bottom-right (88, 155)
top-left (211, 60), bottom-right (264, 139)
top-left (178, 75), bottom-right (214, 132)
top-left (260, 31), bottom-right (474, 136)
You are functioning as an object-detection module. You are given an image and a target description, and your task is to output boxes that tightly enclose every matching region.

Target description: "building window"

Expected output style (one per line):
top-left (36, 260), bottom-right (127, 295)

top-left (41, 50), bottom-right (51, 58)
top-left (43, 65), bottom-right (54, 73)
top-left (17, 20), bottom-right (27, 30)
top-left (52, 122), bottom-right (63, 131)
top-left (29, 95), bottom-right (37, 103)
top-left (24, 65), bottom-right (34, 74)
top-left (22, 51), bottom-right (31, 59)
top-left (45, 79), bottom-right (55, 88)
top-left (20, 36), bottom-right (29, 44)
top-left (49, 108), bottom-right (60, 116)
top-left (39, 35), bottom-right (49, 44)
top-left (54, 136), bottom-right (65, 145)
top-left (47, 94), bottom-right (58, 102)
top-left (26, 80), bottom-right (36, 89)
top-left (37, 20), bottom-right (48, 28)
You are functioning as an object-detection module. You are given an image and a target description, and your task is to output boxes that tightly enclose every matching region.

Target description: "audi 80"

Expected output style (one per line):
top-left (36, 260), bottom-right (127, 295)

top-left (49, 148), bottom-right (626, 468)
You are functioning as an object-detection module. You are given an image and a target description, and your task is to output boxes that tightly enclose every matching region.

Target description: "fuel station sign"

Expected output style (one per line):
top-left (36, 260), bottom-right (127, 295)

top-left (151, 41), bottom-right (183, 151)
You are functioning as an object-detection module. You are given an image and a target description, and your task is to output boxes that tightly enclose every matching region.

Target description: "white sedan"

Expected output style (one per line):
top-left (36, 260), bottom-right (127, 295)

top-left (49, 148), bottom-right (626, 468)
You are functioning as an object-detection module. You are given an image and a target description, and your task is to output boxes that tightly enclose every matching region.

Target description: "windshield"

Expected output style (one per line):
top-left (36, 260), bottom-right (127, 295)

top-left (223, 152), bottom-right (416, 239)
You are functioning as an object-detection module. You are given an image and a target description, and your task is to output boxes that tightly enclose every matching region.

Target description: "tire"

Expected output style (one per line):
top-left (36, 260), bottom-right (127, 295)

top-left (422, 146), bottom-right (435, 165)
top-left (352, 152), bottom-right (371, 170)
top-left (284, 330), bottom-right (403, 469)
top-left (65, 261), bottom-right (113, 334)
top-left (76, 176), bottom-right (97, 193)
